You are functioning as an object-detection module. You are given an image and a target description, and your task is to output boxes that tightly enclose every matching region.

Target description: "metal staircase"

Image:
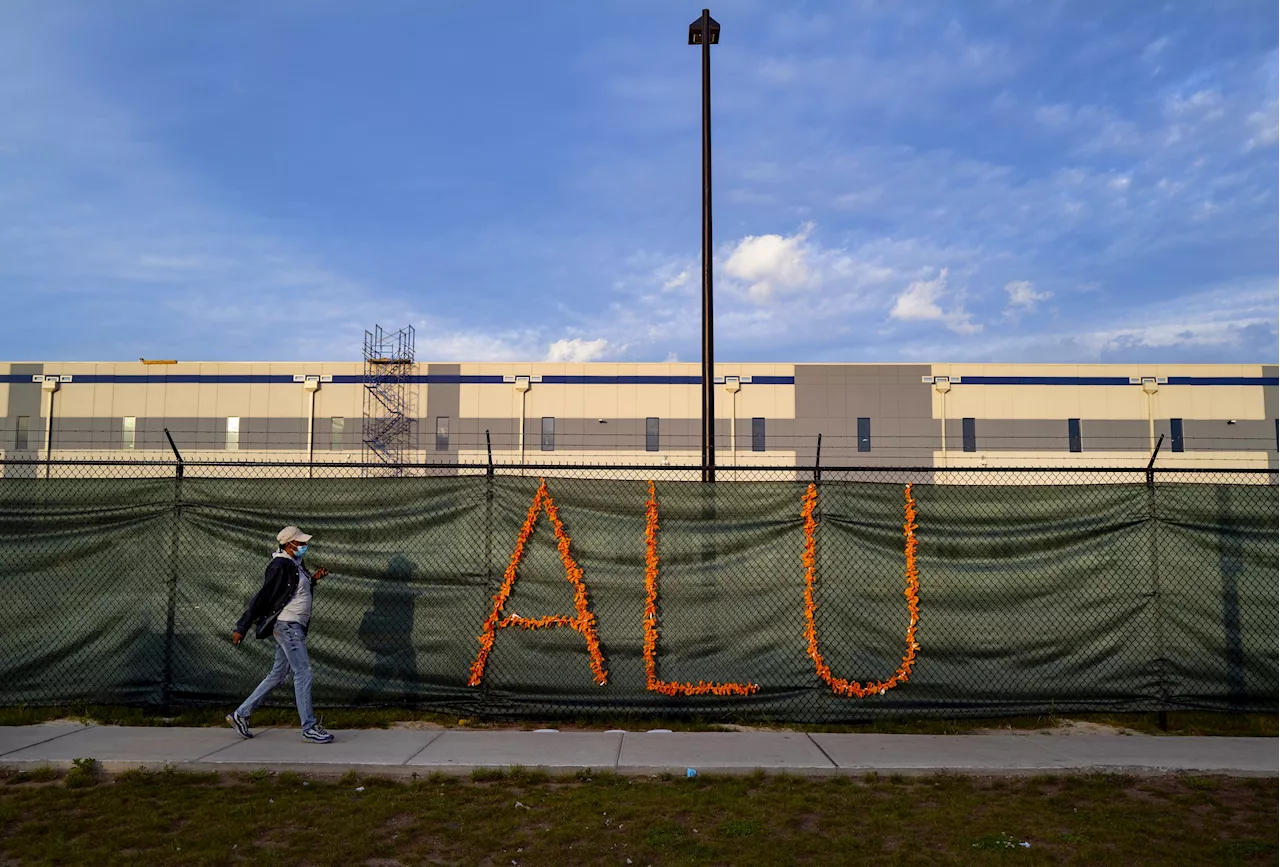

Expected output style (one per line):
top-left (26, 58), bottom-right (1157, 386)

top-left (361, 325), bottom-right (416, 474)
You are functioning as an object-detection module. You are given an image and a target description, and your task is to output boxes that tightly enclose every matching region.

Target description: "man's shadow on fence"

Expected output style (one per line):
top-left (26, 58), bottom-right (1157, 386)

top-left (355, 554), bottom-right (422, 706)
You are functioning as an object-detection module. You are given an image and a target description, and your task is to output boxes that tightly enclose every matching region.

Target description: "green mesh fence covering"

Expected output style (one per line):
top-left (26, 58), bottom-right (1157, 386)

top-left (1, 462), bottom-right (1275, 722)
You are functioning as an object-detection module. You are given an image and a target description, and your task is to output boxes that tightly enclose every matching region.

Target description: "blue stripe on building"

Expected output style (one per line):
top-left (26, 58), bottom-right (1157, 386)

top-left (65, 374), bottom-right (299, 384)
top-left (0, 373), bottom-right (1273, 386)
top-left (539, 375), bottom-right (705, 385)
top-left (0, 373), bottom-right (794, 386)
top-left (1165, 377), bottom-right (1280, 386)
top-left (955, 376), bottom-right (1132, 386)
top-left (955, 376), bottom-right (1279, 387)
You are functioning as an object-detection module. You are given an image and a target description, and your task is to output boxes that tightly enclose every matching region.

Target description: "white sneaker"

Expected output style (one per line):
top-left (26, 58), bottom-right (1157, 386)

top-left (226, 712), bottom-right (253, 739)
top-left (302, 724), bottom-right (334, 744)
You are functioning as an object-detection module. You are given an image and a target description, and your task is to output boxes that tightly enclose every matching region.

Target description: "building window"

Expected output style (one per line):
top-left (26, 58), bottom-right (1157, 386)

top-left (15, 416), bottom-right (29, 450)
top-left (962, 418), bottom-right (976, 453)
top-left (330, 417), bottom-right (344, 451)
top-left (1068, 418), bottom-right (1082, 453)
top-left (225, 417), bottom-right (240, 451)
top-left (646, 417), bottom-right (659, 452)
top-left (857, 417), bottom-right (871, 453)
top-left (541, 417), bottom-right (555, 451)
top-left (122, 417), bottom-right (136, 450)
top-left (1170, 418), bottom-right (1184, 453)
top-left (751, 417), bottom-right (766, 452)
top-left (436, 416), bottom-right (450, 451)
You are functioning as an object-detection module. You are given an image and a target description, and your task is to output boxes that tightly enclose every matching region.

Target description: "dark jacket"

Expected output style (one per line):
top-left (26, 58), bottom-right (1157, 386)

top-left (235, 554), bottom-right (315, 640)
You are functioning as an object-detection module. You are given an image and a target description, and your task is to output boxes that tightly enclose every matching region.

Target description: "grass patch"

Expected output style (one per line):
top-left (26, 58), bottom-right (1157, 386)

top-left (64, 757), bottom-right (99, 789)
top-left (508, 766), bottom-right (552, 785)
top-left (0, 770), bottom-right (1272, 865)
top-left (645, 821), bottom-right (688, 847)
top-left (1181, 775), bottom-right (1222, 791)
top-left (718, 818), bottom-right (762, 838)
top-left (1223, 840), bottom-right (1278, 857)
top-left (115, 765), bottom-right (217, 786)
top-left (972, 832), bottom-right (1028, 850)
top-left (4, 766), bottom-right (61, 784)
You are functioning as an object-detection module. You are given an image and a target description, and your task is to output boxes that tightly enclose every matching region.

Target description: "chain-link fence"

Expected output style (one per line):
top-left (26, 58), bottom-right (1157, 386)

top-left (1, 459), bottom-right (1275, 722)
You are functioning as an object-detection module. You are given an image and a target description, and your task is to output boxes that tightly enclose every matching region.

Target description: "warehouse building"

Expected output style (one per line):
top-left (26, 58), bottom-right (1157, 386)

top-left (1, 361), bottom-right (1276, 472)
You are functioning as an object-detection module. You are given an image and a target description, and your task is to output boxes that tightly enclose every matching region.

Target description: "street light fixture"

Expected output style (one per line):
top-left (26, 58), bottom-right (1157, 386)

top-left (689, 8), bottom-right (720, 482)
top-left (688, 9), bottom-right (720, 44)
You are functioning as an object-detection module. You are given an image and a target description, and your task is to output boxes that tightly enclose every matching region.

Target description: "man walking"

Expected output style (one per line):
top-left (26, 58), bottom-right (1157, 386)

top-left (227, 526), bottom-right (334, 743)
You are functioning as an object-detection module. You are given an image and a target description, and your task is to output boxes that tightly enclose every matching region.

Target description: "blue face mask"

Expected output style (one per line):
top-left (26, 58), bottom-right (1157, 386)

top-left (294, 544), bottom-right (309, 558)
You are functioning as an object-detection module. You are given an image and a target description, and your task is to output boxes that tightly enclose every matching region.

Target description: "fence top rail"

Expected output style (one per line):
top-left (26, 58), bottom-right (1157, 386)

top-left (0, 458), bottom-right (1276, 477)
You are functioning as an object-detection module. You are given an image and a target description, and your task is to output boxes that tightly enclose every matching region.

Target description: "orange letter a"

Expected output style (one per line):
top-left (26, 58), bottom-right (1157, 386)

top-left (467, 479), bottom-right (608, 687)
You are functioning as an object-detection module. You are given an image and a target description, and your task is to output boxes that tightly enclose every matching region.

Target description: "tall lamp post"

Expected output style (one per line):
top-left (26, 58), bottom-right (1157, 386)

top-left (689, 8), bottom-right (720, 482)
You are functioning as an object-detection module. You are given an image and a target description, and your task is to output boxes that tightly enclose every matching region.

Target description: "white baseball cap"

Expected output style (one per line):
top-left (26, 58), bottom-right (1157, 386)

top-left (276, 526), bottom-right (313, 546)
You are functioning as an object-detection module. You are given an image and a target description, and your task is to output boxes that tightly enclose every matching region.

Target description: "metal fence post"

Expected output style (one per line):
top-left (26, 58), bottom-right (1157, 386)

top-left (1146, 434), bottom-right (1168, 730)
top-left (814, 433), bottom-right (822, 485)
top-left (484, 429), bottom-right (494, 576)
top-left (483, 430), bottom-right (494, 713)
top-left (484, 431), bottom-right (494, 581)
top-left (162, 429), bottom-right (184, 709)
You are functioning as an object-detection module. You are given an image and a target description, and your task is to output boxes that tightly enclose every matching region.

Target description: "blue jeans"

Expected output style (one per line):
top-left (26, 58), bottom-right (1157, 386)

top-left (235, 620), bottom-right (316, 731)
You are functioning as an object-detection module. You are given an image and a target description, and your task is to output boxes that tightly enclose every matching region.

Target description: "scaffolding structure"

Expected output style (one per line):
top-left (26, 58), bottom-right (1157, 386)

top-left (361, 324), bottom-right (416, 474)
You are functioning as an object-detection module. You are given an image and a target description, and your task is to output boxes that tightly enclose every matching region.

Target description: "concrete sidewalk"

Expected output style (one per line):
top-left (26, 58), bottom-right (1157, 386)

top-left (1, 723), bottom-right (1275, 778)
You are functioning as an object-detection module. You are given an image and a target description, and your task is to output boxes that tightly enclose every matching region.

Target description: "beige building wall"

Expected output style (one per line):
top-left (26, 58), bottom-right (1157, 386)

top-left (1, 361), bottom-right (1274, 475)
top-left (922, 363), bottom-right (1275, 471)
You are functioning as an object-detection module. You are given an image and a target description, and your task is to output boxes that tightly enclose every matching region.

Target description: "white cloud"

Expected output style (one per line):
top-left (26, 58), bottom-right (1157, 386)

top-left (1070, 283), bottom-right (1277, 354)
top-left (944, 311), bottom-right (983, 335)
top-left (566, 229), bottom-right (965, 361)
top-left (723, 225), bottom-right (816, 301)
top-left (662, 269), bottom-right (691, 291)
top-left (372, 329), bottom-right (611, 364)
top-left (1004, 280), bottom-right (1052, 310)
top-left (1141, 37), bottom-right (1170, 64)
top-left (890, 280), bottom-right (1277, 363)
top-left (890, 268), bottom-right (947, 321)
top-left (741, 22), bottom-right (1018, 120)
top-left (1166, 89), bottom-right (1224, 116)
top-left (419, 328), bottom-right (541, 362)
top-left (1032, 102), bottom-right (1146, 154)
top-left (1034, 103), bottom-right (1073, 127)
top-left (889, 267), bottom-right (983, 334)
top-left (715, 224), bottom-right (905, 322)
top-left (546, 337), bottom-right (610, 363)
top-left (1245, 101), bottom-right (1278, 150)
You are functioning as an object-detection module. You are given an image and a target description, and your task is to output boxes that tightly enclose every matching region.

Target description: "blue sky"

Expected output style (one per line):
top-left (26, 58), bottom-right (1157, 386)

top-left (1, 1), bottom-right (1276, 364)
